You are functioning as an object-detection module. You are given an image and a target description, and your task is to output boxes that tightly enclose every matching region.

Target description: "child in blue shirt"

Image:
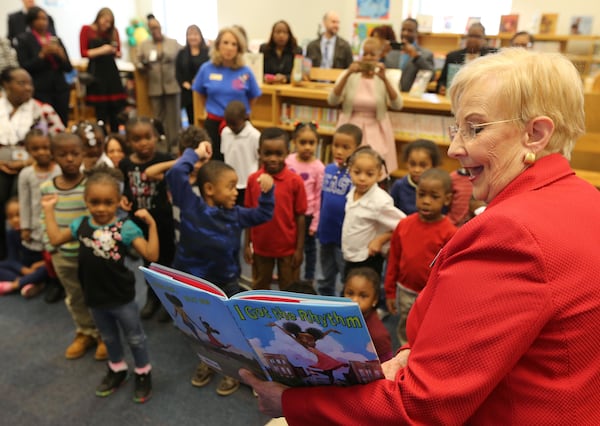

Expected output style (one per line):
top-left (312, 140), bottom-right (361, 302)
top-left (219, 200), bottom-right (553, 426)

top-left (316, 124), bottom-right (362, 296)
top-left (165, 141), bottom-right (274, 396)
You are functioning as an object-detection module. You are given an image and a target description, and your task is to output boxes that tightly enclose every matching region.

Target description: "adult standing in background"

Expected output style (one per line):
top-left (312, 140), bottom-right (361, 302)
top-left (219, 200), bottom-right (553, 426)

top-left (306, 11), bottom-right (353, 69)
top-left (437, 22), bottom-right (497, 95)
top-left (192, 27), bottom-right (261, 162)
top-left (328, 37), bottom-right (402, 173)
top-left (260, 20), bottom-right (302, 84)
top-left (244, 48), bottom-right (600, 425)
top-left (176, 25), bottom-right (209, 127)
top-left (7, 0), bottom-right (56, 46)
top-left (136, 15), bottom-right (181, 153)
top-left (79, 8), bottom-right (127, 132)
top-left (384, 18), bottom-right (434, 92)
top-left (15, 6), bottom-right (72, 126)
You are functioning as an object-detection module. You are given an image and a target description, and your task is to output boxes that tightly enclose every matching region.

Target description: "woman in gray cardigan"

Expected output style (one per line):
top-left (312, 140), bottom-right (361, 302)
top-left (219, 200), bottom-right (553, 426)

top-left (136, 15), bottom-right (182, 153)
top-left (328, 37), bottom-right (402, 173)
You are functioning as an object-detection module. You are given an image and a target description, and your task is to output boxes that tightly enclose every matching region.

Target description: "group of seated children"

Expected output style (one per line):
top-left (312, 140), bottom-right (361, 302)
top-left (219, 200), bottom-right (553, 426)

top-left (1, 102), bottom-right (475, 402)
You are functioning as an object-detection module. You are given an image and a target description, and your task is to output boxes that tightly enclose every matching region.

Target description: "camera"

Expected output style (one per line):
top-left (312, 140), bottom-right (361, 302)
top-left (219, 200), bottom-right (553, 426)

top-left (359, 62), bottom-right (376, 72)
top-left (390, 41), bottom-right (405, 51)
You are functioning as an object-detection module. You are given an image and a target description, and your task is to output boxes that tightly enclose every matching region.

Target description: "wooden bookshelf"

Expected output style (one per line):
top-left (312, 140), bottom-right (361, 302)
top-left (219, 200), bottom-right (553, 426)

top-left (192, 84), bottom-right (600, 188)
top-left (417, 33), bottom-right (600, 77)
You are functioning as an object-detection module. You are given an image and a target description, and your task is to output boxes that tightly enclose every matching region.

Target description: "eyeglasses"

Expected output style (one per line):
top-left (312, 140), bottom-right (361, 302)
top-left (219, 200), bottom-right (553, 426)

top-left (448, 118), bottom-right (521, 141)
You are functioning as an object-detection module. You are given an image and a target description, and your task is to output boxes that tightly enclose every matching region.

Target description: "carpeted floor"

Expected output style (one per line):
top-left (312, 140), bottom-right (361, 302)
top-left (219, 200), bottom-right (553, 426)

top-left (0, 258), bottom-right (400, 426)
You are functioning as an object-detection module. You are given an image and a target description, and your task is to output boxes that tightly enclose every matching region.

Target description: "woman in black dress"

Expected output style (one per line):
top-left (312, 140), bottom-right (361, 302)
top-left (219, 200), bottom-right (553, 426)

top-left (79, 8), bottom-right (127, 132)
top-left (259, 20), bottom-right (302, 84)
top-left (175, 25), bottom-right (209, 126)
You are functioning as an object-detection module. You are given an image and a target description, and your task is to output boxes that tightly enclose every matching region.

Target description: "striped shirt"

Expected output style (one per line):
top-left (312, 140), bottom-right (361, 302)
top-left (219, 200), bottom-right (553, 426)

top-left (40, 176), bottom-right (87, 256)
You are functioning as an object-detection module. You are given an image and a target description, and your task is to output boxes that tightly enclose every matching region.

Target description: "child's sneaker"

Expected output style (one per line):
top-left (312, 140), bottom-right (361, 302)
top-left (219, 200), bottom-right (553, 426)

top-left (0, 281), bottom-right (16, 296)
top-left (191, 361), bottom-right (213, 387)
top-left (96, 368), bottom-right (128, 397)
top-left (133, 371), bottom-right (152, 403)
top-left (20, 283), bottom-right (45, 298)
top-left (216, 376), bottom-right (240, 396)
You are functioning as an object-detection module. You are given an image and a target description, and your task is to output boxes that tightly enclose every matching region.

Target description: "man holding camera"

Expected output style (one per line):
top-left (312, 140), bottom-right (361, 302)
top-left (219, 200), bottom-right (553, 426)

top-left (385, 18), bottom-right (434, 92)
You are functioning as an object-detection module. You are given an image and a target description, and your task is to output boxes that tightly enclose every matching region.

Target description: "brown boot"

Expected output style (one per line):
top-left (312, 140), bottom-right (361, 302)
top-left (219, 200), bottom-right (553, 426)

top-left (95, 338), bottom-right (109, 361)
top-left (65, 333), bottom-right (95, 359)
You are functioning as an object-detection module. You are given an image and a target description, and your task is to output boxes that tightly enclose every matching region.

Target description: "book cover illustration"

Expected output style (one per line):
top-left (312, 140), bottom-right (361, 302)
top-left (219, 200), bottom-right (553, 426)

top-left (230, 293), bottom-right (383, 386)
top-left (141, 264), bottom-right (383, 387)
top-left (141, 266), bottom-right (266, 380)
top-left (570, 16), bottom-right (593, 35)
top-left (499, 14), bottom-right (519, 34)
top-left (539, 13), bottom-right (558, 35)
top-left (408, 69), bottom-right (434, 98)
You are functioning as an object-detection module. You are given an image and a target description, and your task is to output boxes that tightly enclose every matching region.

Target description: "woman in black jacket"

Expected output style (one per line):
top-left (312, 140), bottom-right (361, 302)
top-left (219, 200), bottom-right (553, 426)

top-left (259, 20), bottom-right (302, 84)
top-left (175, 25), bottom-right (209, 126)
top-left (15, 6), bottom-right (72, 126)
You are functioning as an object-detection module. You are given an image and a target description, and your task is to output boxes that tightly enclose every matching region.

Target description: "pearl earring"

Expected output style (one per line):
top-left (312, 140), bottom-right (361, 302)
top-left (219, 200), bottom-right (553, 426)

top-left (524, 152), bottom-right (536, 165)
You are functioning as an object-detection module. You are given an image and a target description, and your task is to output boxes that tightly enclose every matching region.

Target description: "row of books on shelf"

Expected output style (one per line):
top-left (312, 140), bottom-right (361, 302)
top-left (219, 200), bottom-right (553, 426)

top-left (279, 103), bottom-right (453, 145)
top-left (417, 14), bottom-right (594, 36)
top-left (280, 103), bottom-right (339, 130)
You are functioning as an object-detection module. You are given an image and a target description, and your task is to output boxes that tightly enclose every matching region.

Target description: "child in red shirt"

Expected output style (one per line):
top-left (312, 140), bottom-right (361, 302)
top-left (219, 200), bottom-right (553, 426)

top-left (385, 168), bottom-right (457, 345)
top-left (244, 127), bottom-right (307, 290)
top-left (343, 267), bottom-right (392, 361)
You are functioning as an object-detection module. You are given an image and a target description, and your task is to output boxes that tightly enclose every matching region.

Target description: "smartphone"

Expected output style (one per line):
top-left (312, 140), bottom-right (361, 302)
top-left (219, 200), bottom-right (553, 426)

top-left (390, 41), bottom-right (405, 51)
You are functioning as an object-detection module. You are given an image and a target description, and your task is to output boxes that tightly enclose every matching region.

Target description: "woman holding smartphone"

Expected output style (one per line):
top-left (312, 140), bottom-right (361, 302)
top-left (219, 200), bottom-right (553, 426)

top-left (15, 6), bottom-right (72, 126)
top-left (328, 36), bottom-right (402, 174)
top-left (80, 8), bottom-right (127, 132)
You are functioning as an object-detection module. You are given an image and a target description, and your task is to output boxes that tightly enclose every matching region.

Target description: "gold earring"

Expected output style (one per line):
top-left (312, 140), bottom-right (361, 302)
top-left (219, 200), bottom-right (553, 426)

top-left (524, 152), bottom-right (536, 165)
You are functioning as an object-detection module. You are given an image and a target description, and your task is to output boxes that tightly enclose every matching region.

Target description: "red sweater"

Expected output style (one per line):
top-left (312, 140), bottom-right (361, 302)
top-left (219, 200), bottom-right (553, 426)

top-left (245, 166), bottom-right (307, 257)
top-left (282, 154), bottom-right (600, 425)
top-left (384, 214), bottom-right (457, 298)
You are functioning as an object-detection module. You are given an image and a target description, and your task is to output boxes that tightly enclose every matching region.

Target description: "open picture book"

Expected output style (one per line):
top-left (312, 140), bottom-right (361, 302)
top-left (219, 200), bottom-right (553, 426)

top-left (140, 264), bottom-right (383, 387)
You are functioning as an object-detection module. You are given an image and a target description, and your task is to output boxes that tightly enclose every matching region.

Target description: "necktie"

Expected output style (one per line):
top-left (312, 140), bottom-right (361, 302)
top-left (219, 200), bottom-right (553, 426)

top-left (323, 40), bottom-right (331, 68)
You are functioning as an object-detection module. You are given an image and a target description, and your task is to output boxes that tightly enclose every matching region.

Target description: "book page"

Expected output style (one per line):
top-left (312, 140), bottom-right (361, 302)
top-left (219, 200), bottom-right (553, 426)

top-left (228, 297), bottom-right (383, 387)
top-left (141, 267), bottom-right (266, 381)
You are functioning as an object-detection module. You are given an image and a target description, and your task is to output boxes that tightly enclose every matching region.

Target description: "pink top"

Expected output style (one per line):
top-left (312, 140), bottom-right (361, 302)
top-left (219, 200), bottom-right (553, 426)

top-left (285, 154), bottom-right (325, 233)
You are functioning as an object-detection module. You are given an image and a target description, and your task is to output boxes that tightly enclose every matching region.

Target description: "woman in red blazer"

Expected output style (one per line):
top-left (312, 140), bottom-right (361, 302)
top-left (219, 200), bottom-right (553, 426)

top-left (242, 48), bottom-right (600, 425)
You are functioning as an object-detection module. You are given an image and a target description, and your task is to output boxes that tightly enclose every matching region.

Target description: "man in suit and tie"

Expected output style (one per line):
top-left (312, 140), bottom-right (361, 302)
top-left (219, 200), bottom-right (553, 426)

top-left (7, 0), bottom-right (56, 46)
top-left (436, 23), bottom-right (497, 95)
top-left (384, 18), bottom-right (435, 92)
top-left (306, 11), bottom-right (353, 69)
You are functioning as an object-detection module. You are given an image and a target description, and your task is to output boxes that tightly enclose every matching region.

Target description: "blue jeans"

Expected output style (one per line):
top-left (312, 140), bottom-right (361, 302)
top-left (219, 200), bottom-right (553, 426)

top-left (317, 243), bottom-right (344, 296)
top-left (303, 215), bottom-right (316, 280)
top-left (91, 300), bottom-right (150, 368)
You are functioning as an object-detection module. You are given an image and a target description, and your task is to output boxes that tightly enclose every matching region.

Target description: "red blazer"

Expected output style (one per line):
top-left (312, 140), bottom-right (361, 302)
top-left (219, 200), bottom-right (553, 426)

top-left (283, 154), bottom-right (600, 425)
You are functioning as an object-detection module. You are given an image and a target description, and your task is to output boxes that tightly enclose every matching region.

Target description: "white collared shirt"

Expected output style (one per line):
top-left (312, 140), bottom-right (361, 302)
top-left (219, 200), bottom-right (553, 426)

top-left (342, 184), bottom-right (406, 262)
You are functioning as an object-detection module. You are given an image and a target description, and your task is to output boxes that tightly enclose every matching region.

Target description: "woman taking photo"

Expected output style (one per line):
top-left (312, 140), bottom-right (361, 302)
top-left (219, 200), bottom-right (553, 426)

top-left (15, 6), bottom-right (72, 126)
top-left (192, 27), bottom-right (261, 161)
top-left (244, 48), bottom-right (600, 425)
top-left (79, 8), bottom-right (127, 132)
top-left (259, 20), bottom-right (302, 84)
top-left (176, 25), bottom-right (209, 127)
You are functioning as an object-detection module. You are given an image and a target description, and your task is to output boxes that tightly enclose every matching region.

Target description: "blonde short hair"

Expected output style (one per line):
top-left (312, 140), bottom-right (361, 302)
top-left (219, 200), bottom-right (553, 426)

top-left (210, 27), bottom-right (246, 69)
top-left (449, 48), bottom-right (585, 159)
